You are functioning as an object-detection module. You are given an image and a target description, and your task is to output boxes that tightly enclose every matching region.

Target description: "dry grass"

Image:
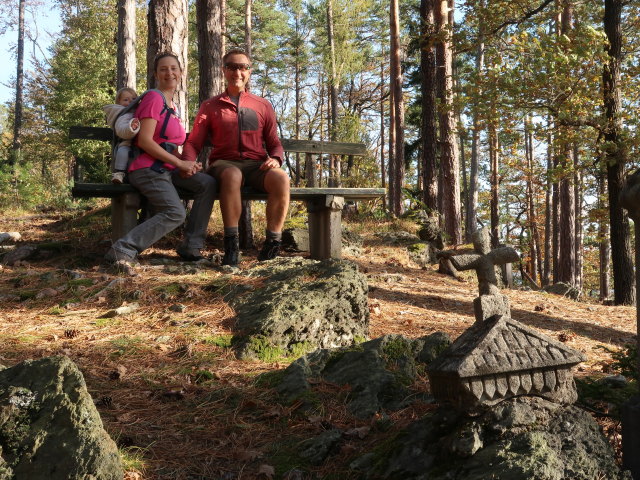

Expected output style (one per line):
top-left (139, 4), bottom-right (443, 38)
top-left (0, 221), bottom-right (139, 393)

top-left (0, 204), bottom-right (636, 479)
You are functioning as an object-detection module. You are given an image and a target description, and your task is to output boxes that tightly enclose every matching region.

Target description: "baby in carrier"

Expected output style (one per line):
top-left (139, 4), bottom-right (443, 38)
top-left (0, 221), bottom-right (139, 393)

top-left (103, 87), bottom-right (141, 184)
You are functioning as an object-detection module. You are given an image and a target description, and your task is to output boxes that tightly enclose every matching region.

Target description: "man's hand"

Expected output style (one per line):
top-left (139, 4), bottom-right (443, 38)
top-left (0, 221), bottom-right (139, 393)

top-left (178, 160), bottom-right (202, 178)
top-left (260, 157), bottom-right (280, 170)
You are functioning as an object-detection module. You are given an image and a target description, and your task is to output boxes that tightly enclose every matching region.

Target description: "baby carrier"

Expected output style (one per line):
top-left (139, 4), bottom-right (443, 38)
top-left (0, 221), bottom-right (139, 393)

top-left (112, 89), bottom-right (178, 175)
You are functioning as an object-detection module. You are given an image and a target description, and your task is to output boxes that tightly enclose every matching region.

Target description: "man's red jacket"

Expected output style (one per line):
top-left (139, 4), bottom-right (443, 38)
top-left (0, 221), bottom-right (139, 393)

top-left (182, 90), bottom-right (284, 165)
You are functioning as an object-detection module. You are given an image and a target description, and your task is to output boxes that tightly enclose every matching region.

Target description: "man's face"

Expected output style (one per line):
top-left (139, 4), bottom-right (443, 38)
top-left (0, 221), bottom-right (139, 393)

top-left (223, 53), bottom-right (251, 93)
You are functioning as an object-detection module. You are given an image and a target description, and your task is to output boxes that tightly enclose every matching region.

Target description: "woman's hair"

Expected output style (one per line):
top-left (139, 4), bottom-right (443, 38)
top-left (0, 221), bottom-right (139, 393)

top-left (223, 48), bottom-right (251, 64)
top-left (153, 52), bottom-right (182, 72)
top-left (115, 87), bottom-right (137, 103)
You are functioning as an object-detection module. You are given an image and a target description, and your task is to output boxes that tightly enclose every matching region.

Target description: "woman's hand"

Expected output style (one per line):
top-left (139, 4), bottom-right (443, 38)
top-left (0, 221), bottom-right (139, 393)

top-left (177, 160), bottom-right (202, 178)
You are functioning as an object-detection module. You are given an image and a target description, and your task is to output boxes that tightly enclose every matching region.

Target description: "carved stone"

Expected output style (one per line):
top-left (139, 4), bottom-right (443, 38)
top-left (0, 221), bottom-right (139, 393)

top-left (427, 315), bottom-right (586, 411)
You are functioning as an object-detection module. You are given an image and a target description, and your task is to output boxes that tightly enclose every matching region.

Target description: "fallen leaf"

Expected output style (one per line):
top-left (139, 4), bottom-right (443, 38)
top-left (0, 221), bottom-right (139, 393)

top-left (236, 449), bottom-right (263, 461)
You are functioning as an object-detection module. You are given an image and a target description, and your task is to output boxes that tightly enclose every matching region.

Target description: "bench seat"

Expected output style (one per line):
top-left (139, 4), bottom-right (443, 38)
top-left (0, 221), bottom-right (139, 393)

top-left (72, 182), bottom-right (385, 260)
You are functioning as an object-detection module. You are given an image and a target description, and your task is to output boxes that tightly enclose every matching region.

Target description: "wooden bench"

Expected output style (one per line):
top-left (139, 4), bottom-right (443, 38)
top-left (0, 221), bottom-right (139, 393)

top-left (69, 126), bottom-right (385, 260)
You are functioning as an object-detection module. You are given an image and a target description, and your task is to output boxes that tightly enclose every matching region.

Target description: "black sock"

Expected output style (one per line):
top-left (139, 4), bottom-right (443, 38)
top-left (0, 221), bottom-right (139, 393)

top-left (224, 226), bottom-right (239, 237)
top-left (266, 230), bottom-right (282, 242)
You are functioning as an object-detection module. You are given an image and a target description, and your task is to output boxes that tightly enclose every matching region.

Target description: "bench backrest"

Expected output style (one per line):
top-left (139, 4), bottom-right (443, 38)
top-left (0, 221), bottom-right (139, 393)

top-left (69, 126), bottom-right (366, 156)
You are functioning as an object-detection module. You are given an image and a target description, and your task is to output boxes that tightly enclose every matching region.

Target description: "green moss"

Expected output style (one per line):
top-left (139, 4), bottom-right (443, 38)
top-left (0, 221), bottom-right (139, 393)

top-left (254, 370), bottom-right (287, 388)
top-left (192, 370), bottom-right (215, 384)
top-left (353, 335), bottom-right (367, 345)
top-left (324, 344), bottom-right (365, 371)
top-left (153, 282), bottom-right (185, 296)
top-left (407, 243), bottom-right (427, 253)
top-left (267, 437), bottom-right (309, 476)
top-left (381, 337), bottom-right (413, 363)
top-left (119, 446), bottom-right (147, 473)
top-left (202, 334), bottom-right (233, 348)
top-left (576, 376), bottom-right (638, 419)
top-left (289, 341), bottom-right (315, 358)
top-left (247, 336), bottom-right (285, 362)
top-left (94, 317), bottom-right (121, 328)
top-left (48, 306), bottom-right (65, 315)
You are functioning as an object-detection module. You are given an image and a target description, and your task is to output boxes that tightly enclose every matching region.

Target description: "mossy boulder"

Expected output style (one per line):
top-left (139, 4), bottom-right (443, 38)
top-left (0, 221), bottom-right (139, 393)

top-left (275, 333), bottom-right (451, 418)
top-left (352, 396), bottom-right (631, 479)
top-left (233, 258), bottom-right (369, 360)
top-left (0, 356), bottom-right (123, 480)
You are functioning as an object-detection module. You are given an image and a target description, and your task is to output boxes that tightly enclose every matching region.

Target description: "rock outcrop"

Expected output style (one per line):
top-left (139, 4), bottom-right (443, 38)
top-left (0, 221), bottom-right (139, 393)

top-left (233, 258), bottom-right (370, 360)
top-left (351, 396), bottom-right (631, 480)
top-left (275, 333), bottom-right (451, 417)
top-left (0, 356), bottom-right (123, 480)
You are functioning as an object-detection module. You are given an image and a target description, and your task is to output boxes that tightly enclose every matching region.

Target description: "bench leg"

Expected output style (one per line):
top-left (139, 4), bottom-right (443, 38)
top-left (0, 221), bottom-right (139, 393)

top-left (111, 192), bottom-right (141, 242)
top-left (307, 195), bottom-right (344, 260)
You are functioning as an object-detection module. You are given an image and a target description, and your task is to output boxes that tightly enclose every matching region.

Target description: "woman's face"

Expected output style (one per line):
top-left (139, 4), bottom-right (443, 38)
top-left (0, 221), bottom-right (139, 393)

top-left (155, 56), bottom-right (181, 91)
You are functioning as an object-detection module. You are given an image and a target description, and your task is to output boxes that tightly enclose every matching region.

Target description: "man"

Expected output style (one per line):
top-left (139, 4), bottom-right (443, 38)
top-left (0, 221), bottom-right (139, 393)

top-left (183, 48), bottom-right (290, 266)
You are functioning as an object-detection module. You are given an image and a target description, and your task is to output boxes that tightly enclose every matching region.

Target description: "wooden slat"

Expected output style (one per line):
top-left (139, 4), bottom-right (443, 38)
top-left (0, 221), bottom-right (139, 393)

top-left (68, 127), bottom-right (368, 156)
top-left (72, 183), bottom-right (385, 201)
top-left (69, 126), bottom-right (113, 142)
top-left (280, 139), bottom-right (367, 156)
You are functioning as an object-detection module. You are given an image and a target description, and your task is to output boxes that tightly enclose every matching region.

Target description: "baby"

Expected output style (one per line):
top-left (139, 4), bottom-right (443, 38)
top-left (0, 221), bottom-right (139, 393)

top-left (103, 87), bottom-right (141, 184)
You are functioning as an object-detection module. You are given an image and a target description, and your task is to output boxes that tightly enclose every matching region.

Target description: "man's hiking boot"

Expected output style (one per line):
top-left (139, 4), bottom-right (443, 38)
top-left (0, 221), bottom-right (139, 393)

top-left (222, 235), bottom-right (240, 266)
top-left (258, 239), bottom-right (281, 261)
top-left (176, 247), bottom-right (204, 262)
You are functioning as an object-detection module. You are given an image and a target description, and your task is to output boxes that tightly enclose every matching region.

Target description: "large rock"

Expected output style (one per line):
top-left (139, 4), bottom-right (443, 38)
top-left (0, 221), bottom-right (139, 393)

top-left (233, 258), bottom-right (369, 360)
top-left (0, 356), bottom-right (123, 480)
top-left (543, 282), bottom-right (581, 300)
top-left (276, 333), bottom-right (451, 417)
top-left (418, 216), bottom-right (445, 249)
top-left (352, 396), bottom-right (631, 479)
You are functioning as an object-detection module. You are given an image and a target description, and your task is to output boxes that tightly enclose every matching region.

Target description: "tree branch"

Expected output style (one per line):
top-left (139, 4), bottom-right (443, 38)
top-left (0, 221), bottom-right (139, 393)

top-left (490, 0), bottom-right (555, 35)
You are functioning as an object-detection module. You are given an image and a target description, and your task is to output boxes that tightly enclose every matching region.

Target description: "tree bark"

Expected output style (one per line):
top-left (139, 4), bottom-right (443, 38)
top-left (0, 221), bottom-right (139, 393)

top-left (420, 0), bottom-right (438, 212)
top-left (389, 0), bottom-right (404, 215)
top-left (196, 0), bottom-right (225, 103)
top-left (525, 116), bottom-right (539, 284)
top-left (604, 0), bottom-right (635, 305)
top-left (543, 127), bottom-right (553, 287)
top-left (598, 172), bottom-right (611, 301)
top-left (327, 0), bottom-right (340, 187)
top-left (489, 120), bottom-right (499, 248)
top-left (117, 0), bottom-right (136, 91)
top-left (574, 144), bottom-right (583, 291)
top-left (466, 2), bottom-right (484, 240)
top-left (435, 0), bottom-right (461, 243)
top-left (11, 0), bottom-right (25, 173)
top-left (147, 0), bottom-right (189, 125)
top-left (380, 58), bottom-right (386, 209)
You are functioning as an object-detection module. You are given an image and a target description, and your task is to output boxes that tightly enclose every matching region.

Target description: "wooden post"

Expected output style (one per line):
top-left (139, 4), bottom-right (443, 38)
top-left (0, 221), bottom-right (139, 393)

top-left (307, 195), bottom-right (344, 260)
top-left (111, 193), bottom-right (141, 241)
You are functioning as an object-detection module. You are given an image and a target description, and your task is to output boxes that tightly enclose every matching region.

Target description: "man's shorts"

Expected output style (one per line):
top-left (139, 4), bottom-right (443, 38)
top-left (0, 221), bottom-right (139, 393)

top-left (208, 158), bottom-right (275, 192)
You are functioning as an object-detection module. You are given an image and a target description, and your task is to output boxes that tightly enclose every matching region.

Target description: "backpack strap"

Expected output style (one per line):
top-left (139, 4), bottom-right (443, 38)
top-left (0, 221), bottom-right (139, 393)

top-left (149, 88), bottom-right (176, 141)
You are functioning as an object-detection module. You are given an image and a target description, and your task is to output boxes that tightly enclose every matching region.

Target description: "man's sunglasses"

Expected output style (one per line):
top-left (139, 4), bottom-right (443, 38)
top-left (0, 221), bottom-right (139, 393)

top-left (224, 63), bottom-right (251, 71)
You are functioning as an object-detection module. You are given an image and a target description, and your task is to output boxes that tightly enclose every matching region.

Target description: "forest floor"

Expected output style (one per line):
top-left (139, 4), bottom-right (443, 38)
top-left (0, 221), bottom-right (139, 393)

top-left (0, 203), bottom-right (637, 479)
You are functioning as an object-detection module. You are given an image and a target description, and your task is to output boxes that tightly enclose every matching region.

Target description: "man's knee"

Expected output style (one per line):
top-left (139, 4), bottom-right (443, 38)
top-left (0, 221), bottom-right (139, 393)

top-left (220, 167), bottom-right (242, 188)
top-left (265, 169), bottom-right (290, 194)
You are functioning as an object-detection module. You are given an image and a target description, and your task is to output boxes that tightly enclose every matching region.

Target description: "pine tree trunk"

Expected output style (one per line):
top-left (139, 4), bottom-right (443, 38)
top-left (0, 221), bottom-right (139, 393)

top-left (117, 0), bottom-right (136, 91)
top-left (543, 128), bottom-right (553, 287)
top-left (598, 173), bottom-right (611, 301)
top-left (389, 0), bottom-right (404, 215)
top-left (466, 3), bottom-right (484, 240)
top-left (489, 121), bottom-right (499, 248)
top-left (604, 0), bottom-right (635, 305)
top-left (239, 0), bottom-right (254, 249)
top-left (196, 0), bottom-right (224, 103)
top-left (11, 0), bottom-right (25, 174)
top-left (380, 58), bottom-right (386, 210)
top-left (525, 116), bottom-right (538, 284)
top-left (147, 0), bottom-right (189, 125)
top-left (420, 0), bottom-right (438, 212)
top-left (574, 145), bottom-right (583, 291)
top-left (435, 0), bottom-right (461, 243)
top-left (327, 0), bottom-right (340, 187)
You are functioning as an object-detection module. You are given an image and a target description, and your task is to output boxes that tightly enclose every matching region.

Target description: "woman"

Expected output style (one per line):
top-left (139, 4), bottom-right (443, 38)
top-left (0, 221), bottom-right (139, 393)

top-left (105, 53), bottom-right (216, 265)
